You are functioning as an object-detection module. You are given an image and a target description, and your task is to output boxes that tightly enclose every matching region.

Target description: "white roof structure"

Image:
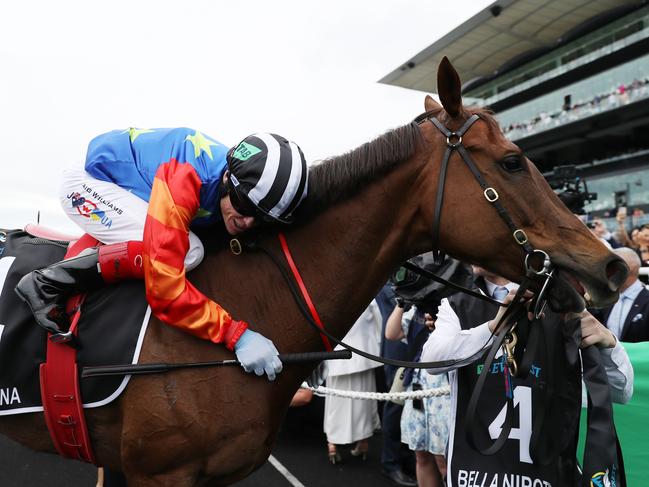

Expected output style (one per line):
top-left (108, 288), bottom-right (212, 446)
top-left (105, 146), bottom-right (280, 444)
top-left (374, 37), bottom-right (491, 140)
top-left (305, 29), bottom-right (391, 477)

top-left (380, 0), bottom-right (643, 92)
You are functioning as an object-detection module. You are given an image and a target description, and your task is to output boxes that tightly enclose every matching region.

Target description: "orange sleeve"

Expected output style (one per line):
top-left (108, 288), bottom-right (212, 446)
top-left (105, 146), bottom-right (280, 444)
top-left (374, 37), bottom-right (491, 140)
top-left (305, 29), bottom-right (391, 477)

top-left (143, 159), bottom-right (240, 345)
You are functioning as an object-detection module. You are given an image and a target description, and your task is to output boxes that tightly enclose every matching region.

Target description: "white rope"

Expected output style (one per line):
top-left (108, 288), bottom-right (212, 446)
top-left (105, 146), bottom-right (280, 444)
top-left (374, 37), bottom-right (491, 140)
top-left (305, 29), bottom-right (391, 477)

top-left (300, 383), bottom-right (450, 401)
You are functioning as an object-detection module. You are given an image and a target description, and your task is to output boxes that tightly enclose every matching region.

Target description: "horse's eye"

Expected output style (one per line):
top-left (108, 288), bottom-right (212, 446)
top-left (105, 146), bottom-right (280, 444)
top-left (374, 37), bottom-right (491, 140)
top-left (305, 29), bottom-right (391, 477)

top-left (501, 156), bottom-right (523, 172)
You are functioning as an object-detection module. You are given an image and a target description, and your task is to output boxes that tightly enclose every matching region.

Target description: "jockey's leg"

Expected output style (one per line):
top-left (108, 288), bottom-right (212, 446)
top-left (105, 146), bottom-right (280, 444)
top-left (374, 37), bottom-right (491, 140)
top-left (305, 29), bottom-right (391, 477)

top-left (14, 241), bottom-right (144, 335)
top-left (15, 169), bottom-right (203, 335)
top-left (57, 168), bottom-right (204, 270)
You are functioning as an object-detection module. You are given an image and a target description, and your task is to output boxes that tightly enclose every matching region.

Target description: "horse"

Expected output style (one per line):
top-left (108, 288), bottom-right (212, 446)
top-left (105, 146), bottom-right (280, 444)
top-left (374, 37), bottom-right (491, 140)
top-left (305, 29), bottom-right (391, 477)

top-left (0, 57), bottom-right (627, 486)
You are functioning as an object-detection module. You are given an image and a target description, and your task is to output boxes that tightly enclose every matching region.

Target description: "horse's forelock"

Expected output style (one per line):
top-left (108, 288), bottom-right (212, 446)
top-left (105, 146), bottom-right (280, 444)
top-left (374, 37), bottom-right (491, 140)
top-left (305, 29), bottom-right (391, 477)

top-left (426, 104), bottom-right (501, 134)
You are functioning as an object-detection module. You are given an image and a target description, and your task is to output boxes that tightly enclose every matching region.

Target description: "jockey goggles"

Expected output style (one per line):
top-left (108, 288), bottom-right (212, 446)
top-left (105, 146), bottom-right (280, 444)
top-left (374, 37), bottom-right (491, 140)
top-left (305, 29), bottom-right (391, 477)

top-left (224, 172), bottom-right (276, 223)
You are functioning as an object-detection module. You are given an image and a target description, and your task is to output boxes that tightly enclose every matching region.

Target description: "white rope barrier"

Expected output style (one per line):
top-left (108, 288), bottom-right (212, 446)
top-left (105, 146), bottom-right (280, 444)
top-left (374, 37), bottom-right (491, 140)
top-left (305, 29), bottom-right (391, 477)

top-left (301, 383), bottom-right (450, 401)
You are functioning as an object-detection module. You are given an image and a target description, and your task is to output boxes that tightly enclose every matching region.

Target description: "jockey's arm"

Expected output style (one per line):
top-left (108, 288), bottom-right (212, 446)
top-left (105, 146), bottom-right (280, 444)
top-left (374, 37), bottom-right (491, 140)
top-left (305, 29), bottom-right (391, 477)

top-left (143, 160), bottom-right (247, 349)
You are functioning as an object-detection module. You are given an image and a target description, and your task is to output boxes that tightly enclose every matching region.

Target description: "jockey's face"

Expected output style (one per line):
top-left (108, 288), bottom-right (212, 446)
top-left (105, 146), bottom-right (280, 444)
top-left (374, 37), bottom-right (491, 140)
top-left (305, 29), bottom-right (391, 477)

top-left (220, 174), bottom-right (257, 235)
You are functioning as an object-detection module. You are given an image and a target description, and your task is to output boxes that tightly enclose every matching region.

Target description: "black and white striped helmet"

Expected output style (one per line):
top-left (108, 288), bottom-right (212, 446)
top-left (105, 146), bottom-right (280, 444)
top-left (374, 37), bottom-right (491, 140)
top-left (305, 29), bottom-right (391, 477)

top-left (226, 133), bottom-right (308, 223)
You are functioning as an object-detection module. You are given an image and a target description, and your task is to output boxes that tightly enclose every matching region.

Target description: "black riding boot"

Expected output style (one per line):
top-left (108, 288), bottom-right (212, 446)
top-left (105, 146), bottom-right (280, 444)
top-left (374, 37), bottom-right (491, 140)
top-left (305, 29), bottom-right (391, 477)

top-left (14, 248), bottom-right (103, 338)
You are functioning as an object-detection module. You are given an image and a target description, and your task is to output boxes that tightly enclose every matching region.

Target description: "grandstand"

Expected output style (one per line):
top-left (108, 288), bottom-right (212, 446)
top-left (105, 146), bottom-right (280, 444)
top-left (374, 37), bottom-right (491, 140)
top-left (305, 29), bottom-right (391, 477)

top-left (381, 0), bottom-right (649, 221)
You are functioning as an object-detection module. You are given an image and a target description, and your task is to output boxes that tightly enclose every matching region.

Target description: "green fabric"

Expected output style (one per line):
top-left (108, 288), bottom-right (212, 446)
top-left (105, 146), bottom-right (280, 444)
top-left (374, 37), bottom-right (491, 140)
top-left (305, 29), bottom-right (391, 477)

top-left (578, 341), bottom-right (649, 486)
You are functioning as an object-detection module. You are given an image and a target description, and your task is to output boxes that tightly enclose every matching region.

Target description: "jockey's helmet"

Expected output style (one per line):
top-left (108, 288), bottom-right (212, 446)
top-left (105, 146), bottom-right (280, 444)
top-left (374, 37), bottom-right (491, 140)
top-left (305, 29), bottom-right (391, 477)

top-left (226, 133), bottom-right (308, 223)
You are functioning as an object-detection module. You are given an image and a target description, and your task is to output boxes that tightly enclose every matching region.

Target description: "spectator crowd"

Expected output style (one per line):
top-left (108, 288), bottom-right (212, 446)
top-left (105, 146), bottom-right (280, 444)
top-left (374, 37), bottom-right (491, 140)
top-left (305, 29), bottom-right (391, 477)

top-left (291, 215), bottom-right (649, 486)
top-left (502, 77), bottom-right (649, 139)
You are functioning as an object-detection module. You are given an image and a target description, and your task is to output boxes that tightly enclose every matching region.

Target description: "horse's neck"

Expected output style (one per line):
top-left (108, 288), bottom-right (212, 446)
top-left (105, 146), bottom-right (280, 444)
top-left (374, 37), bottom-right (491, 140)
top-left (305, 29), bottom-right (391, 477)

top-left (189, 140), bottom-right (433, 353)
top-left (284, 155), bottom-right (430, 336)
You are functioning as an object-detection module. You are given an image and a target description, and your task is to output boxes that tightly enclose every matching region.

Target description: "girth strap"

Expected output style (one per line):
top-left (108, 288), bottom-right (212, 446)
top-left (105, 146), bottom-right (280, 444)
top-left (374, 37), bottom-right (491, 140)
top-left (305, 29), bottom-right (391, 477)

top-left (40, 234), bottom-right (99, 464)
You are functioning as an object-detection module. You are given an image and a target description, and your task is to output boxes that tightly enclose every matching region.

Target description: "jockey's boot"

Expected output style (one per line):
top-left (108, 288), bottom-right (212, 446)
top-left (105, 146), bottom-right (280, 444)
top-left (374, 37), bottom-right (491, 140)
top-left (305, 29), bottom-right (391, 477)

top-left (14, 241), bottom-right (144, 340)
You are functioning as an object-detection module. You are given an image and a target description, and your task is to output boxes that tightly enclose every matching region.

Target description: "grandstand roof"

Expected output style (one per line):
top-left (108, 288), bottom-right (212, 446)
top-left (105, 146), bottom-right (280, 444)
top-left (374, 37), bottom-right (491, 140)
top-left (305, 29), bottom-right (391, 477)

top-left (380, 0), bottom-right (644, 92)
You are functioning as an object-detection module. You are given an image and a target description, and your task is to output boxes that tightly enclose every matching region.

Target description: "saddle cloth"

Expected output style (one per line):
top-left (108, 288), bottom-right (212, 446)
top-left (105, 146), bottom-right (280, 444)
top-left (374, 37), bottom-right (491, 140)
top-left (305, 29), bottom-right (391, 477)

top-left (0, 228), bottom-right (150, 415)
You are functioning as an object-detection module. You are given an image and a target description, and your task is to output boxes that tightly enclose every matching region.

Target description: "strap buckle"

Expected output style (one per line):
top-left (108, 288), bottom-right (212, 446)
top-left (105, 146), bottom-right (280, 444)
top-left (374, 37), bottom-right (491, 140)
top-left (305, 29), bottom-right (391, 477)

top-left (503, 330), bottom-right (518, 377)
top-left (513, 229), bottom-right (528, 245)
top-left (484, 187), bottom-right (499, 202)
top-left (50, 331), bottom-right (76, 346)
top-left (229, 238), bottom-right (243, 255)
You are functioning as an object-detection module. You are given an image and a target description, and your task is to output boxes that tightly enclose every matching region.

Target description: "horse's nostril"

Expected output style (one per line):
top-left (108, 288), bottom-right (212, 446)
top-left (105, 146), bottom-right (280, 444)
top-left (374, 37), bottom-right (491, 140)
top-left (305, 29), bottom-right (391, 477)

top-left (606, 257), bottom-right (628, 291)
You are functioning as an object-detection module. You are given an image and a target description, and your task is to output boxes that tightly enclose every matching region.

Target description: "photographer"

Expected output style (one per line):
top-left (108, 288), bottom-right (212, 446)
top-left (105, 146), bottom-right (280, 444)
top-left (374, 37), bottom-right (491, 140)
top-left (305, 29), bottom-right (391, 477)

top-left (385, 301), bottom-right (448, 487)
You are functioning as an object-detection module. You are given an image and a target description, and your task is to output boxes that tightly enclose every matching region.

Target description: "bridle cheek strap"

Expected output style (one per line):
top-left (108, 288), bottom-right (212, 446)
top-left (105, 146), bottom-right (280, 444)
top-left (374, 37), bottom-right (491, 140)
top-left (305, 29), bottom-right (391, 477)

top-left (278, 232), bottom-right (333, 351)
top-left (428, 114), bottom-right (535, 262)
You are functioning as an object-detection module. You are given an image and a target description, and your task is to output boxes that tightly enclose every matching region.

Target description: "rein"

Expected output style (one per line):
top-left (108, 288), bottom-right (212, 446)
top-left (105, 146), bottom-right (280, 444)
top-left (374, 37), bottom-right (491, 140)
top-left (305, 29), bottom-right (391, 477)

top-left (246, 234), bottom-right (526, 371)
top-left (240, 112), bottom-right (560, 459)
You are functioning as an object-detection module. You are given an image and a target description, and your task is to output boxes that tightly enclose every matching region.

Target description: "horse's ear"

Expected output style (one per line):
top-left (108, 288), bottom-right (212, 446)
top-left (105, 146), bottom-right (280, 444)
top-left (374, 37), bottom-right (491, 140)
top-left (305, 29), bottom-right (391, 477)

top-left (437, 56), bottom-right (463, 119)
top-left (424, 95), bottom-right (442, 112)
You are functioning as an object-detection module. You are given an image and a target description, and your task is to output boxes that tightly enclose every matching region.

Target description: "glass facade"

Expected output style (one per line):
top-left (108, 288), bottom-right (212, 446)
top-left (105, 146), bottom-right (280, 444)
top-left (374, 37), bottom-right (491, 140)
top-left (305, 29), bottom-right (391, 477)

top-left (583, 166), bottom-right (649, 213)
top-left (461, 5), bottom-right (649, 217)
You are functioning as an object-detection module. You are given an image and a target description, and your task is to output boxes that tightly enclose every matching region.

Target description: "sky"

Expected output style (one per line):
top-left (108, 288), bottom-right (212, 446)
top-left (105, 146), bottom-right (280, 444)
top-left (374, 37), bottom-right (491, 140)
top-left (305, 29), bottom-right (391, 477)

top-left (0, 0), bottom-right (492, 234)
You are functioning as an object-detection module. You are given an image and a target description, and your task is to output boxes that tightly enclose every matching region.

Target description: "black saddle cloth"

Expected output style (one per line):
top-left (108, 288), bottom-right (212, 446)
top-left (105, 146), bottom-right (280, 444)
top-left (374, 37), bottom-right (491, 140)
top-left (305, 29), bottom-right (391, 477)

top-left (0, 229), bottom-right (149, 415)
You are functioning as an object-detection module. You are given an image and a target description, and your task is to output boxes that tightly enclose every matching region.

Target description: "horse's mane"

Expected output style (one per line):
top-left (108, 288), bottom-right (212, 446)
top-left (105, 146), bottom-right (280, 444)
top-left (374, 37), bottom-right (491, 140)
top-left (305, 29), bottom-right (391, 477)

top-left (198, 105), bottom-right (500, 252)
top-left (296, 122), bottom-right (422, 219)
top-left (296, 105), bottom-right (500, 219)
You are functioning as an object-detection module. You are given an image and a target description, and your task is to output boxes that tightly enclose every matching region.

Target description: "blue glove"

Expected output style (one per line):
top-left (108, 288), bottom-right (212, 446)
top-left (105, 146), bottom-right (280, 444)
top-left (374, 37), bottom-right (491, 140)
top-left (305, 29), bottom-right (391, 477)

top-left (234, 329), bottom-right (283, 381)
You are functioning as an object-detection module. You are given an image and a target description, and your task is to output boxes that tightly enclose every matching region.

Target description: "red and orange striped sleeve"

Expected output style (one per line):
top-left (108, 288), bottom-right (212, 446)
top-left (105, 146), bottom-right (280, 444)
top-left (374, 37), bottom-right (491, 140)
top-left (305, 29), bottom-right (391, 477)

top-left (142, 159), bottom-right (244, 347)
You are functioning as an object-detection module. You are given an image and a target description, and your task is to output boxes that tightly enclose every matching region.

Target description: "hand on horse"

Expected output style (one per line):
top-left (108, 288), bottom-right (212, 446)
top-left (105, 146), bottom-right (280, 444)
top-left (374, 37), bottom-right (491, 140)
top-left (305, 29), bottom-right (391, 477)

top-left (573, 310), bottom-right (617, 349)
top-left (424, 313), bottom-right (435, 332)
top-left (306, 361), bottom-right (328, 388)
top-left (234, 329), bottom-right (283, 380)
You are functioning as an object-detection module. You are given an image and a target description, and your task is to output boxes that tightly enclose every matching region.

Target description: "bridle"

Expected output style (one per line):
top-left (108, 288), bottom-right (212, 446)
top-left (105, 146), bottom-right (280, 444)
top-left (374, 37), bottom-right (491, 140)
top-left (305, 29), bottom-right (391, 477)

top-left (237, 112), bottom-right (565, 456)
top-left (239, 111), bottom-right (558, 374)
top-left (413, 111), bottom-right (555, 322)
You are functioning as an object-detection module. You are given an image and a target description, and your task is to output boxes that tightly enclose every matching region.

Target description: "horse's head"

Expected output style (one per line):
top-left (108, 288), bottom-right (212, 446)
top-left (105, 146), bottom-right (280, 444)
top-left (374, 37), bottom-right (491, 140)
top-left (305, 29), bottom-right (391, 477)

top-left (415, 57), bottom-right (627, 312)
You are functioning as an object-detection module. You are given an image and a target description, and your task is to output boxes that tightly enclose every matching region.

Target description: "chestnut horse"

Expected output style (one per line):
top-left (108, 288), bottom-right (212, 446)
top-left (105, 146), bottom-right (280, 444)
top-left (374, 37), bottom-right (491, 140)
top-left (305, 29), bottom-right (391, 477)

top-left (0, 58), bottom-right (627, 486)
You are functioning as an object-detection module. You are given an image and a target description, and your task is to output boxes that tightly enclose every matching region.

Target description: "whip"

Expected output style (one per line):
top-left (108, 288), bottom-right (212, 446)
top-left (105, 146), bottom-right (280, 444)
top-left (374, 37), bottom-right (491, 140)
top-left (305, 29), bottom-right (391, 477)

top-left (81, 350), bottom-right (351, 378)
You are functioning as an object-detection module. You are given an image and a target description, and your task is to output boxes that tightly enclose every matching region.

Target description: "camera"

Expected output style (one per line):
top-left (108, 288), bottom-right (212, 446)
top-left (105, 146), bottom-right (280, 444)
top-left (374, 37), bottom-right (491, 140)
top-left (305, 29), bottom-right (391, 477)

top-left (546, 165), bottom-right (597, 214)
top-left (390, 253), bottom-right (473, 315)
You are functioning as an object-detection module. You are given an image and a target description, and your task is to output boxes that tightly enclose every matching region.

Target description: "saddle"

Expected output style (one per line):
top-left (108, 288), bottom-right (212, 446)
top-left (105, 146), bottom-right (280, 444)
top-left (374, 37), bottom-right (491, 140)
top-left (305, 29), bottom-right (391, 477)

top-left (0, 226), bottom-right (150, 463)
top-left (23, 223), bottom-right (81, 243)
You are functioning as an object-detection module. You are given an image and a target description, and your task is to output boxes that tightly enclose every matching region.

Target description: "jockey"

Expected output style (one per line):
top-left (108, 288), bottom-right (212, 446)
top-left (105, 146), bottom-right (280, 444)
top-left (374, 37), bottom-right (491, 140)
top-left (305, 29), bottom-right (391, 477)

top-left (15, 128), bottom-right (309, 381)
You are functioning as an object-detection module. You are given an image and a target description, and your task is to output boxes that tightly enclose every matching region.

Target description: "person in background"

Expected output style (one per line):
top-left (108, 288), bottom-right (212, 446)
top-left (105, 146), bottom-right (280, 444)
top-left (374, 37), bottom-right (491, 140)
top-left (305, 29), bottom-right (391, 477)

top-left (386, 303), bottom-right (448, 487)
top-left (587, 218), bottom-right (619, 249)
top-left (614, 207), bottom-right (637, 250)
top-left (630, 227), bottom-right (642, 249)
top-left (324, 301), bottom-right (382, 464)
top-left (376, 284), bottom-right (417, 487)
top-left (591, 247), bottom-right (649, 342)
top-left (638, 224), bottom-right (649, 265)
top-left (421, 266), bottom-right (633, 486)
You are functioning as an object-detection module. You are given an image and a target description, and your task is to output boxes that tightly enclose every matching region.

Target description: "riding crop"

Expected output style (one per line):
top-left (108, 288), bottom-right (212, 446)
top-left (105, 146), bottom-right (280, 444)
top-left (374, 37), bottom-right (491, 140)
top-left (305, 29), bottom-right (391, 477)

top-left (81, 350), bottom-right (351, 378)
